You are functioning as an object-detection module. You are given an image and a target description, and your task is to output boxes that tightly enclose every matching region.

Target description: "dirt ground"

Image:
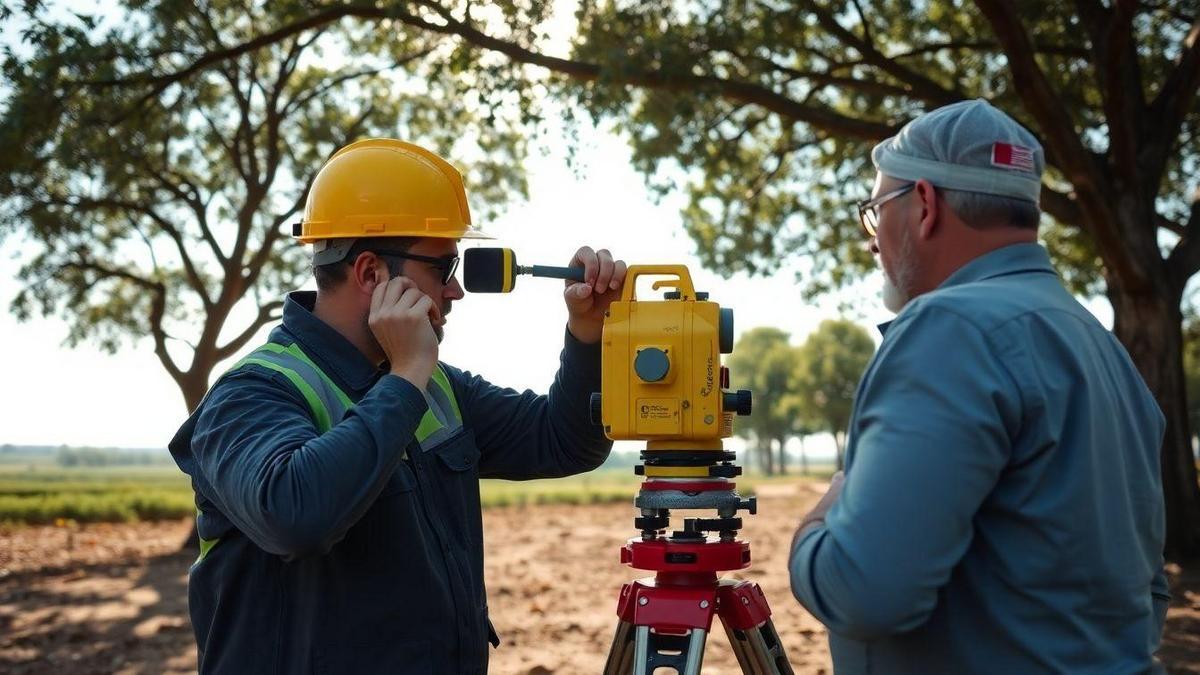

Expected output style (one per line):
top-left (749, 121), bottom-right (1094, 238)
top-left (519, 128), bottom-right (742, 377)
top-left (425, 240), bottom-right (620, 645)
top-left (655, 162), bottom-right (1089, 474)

top-left (1, 482), bottom-right (1198, 674)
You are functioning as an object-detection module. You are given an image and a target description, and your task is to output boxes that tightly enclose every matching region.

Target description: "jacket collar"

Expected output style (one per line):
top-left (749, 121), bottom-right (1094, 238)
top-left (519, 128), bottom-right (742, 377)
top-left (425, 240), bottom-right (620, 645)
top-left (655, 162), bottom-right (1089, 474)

top-left (277, 291), bottom-right (384, 394)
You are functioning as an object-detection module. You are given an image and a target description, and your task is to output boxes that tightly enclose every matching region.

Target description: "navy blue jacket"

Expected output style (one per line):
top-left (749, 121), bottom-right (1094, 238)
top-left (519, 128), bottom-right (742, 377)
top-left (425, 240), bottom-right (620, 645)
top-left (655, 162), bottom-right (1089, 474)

top-left (169, 291), bottom-right (612, 674)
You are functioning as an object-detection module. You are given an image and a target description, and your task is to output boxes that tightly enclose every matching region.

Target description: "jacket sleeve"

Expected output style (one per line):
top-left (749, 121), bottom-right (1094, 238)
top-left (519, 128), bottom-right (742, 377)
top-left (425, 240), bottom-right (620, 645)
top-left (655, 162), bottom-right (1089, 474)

top-left (187, 370), bottom-right (427, 559)
top-left (788, 306), bottom-right (1019, 640)
top-left (447, 328), bottom-right (613, 479)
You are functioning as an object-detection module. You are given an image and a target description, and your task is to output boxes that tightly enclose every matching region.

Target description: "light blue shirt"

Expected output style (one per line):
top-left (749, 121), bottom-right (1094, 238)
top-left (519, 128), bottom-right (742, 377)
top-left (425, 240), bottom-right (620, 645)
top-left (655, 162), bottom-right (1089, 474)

top-left (789, 243), bottom-right (1169, 674)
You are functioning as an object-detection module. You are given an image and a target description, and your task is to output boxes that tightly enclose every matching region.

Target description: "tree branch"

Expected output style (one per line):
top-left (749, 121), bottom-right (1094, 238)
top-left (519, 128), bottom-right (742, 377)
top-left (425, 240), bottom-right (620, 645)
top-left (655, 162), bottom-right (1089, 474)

top-left (973, 0), bottom-right (1140, 288)
top-left (1039, 184), bottom-right (1084, 227)
top-left (741, 53), bottom-right (914, 99)
top-left (888, 40), bottom-right (1089, 60)
top-left (279, 47), bottom-right (437, 118)
top-left (394, 1), bottom-right (898, 141)
top-left (50, 195), bottom-right (213, 308)
top-left (797, 0), bottom-right (964, 106)
top-left (215, 299), bottom-right (283, 361)
top-left (155, 170), bottom-right (226, 267)
top-left (849, 0), bottom-right (873, 44)
top-left (1167, 184), bottom-right (1200, 286)
top-left (86, 4), bottom-right (367, 107)
top-left (62, 259), bottom-right (183, 383)
top-left (1082, 0), bottom-right (1146, 190)
top-left (79, 1), bottom-right (900, 142)
top-left (1146, 17), bottom-right (1200, 188)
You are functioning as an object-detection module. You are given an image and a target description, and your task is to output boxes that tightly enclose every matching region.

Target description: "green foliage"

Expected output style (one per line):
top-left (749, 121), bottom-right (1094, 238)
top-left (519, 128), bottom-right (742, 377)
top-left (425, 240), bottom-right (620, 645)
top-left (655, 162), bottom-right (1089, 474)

top-left (560, 1), bottom-right (1195, 299)
top-left (0, 0), bottom-right (536, 408)
top-left (795, 319), bottom-right (876, 464)
top-left (0, 465), bottom-right (194, 525)
top-left (0, 456), bottom-right (819, 525)
top-left (0, 490), bottom-right (196, 525)
top-left (55, 446), bottom-right (173, 467)
top-left (727, 326), bottom-right (803, 472)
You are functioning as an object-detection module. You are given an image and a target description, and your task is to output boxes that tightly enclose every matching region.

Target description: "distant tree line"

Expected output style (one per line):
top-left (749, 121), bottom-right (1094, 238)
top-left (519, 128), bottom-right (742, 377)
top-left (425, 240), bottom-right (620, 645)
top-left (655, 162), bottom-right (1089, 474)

top-left (728, 320), bottom-right (876, 475)
top-left (55, 446), bottom-right (173, 467)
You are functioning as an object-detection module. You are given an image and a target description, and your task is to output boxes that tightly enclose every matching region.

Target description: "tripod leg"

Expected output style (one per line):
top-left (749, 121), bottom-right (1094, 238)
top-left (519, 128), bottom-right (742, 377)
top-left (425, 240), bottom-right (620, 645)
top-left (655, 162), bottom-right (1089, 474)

top-left (721, 616), bottom-right (794, 675)
top-left (603, 620), bottom-right (637, 675)
top-left (634, 626), bottom-right (650, 675)
top-left (716, 580), bottom-right (795, 674)
top-left (682, 628), bottom-right (706, 674)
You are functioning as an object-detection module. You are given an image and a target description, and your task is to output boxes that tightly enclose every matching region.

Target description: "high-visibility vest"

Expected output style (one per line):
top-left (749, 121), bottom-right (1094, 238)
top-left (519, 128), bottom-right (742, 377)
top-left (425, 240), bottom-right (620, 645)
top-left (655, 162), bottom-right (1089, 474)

top-left (195, 341), bottom-right (463, 563)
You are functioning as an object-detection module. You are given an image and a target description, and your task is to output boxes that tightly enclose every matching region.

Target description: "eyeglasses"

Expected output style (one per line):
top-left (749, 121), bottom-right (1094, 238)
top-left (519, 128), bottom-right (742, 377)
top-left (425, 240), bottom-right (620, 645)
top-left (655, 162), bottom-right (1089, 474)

top-left (856, 183), bottom-right (915, 237)
top-left (371, 250), bottom-right (460, 285)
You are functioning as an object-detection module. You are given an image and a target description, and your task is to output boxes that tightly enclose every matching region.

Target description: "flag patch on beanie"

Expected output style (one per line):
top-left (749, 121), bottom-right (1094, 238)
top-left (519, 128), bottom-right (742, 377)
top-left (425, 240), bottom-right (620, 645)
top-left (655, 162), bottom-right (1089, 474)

top-left (991, 142), bottom-right (1035, 171)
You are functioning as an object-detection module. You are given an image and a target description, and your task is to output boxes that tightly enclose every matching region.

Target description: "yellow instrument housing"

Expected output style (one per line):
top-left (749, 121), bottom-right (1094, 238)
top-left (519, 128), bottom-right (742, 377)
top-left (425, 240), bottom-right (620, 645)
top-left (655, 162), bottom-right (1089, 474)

top-left (598, 265), bottom-right (735, 448)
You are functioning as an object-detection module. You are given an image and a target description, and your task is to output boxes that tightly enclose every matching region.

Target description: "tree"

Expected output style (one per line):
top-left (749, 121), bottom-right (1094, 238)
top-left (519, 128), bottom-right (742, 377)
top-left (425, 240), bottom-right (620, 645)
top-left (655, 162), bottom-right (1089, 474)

top-left (727, 326), bottom-right (801, 475)
top-left (359, 0), bottom-right (1200, 559)
top-left (795, 320), bottom-right (876, 471)
top-left (9, 1), bottom-right (1200, 556)
top-left (0, 0), bottom-right (533, 413)
top-left (1183, 315), bottom-right (1200, 452)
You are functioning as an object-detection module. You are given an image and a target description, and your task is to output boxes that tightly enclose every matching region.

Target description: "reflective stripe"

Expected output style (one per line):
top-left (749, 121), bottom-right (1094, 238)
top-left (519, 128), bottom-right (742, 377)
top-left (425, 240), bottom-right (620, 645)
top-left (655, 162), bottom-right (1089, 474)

top-left (193, 507), bottom-right (220, 566)
top-left (417, 367), bottom-right (463, 449)
top-left (431, 367), bottom-right (462, 421)
top-left (192, 343), bottom-right (465, 562)
top-left (233, 345), bottom-right (352, 433)
top-left (196, 534), bottom-right (219, 564)
top-left (264, 343), bottom-right (354, 409)
top-left (233, 341), bottom-right (462, 444)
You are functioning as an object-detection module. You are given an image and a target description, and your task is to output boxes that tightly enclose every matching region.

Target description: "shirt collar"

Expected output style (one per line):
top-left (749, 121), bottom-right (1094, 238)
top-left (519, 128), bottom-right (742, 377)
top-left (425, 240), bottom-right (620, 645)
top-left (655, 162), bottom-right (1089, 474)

top-left (937, 242), bottom-right (1056, 290)
top-left (876, 243), bottom-right (1054, 337)
top-left (278, 291), bottom-right (384, 393)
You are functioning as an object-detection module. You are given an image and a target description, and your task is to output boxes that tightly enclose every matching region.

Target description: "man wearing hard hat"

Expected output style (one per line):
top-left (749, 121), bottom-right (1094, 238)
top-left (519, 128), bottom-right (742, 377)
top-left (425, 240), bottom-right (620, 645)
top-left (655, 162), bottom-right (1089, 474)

top-left (169, 139), bottom-right (626, 674)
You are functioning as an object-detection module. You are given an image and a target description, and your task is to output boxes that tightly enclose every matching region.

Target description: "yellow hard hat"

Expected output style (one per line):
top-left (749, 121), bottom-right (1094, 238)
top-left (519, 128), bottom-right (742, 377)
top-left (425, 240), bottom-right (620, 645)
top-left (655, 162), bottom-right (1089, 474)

top-left (294, 138), bottom-right (492, 247)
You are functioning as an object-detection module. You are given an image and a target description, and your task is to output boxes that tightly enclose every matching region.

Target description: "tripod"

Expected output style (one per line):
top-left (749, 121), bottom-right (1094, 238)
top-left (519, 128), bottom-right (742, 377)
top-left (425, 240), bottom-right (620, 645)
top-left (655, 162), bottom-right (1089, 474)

top-left (602, 459), bottom-right (795, 674)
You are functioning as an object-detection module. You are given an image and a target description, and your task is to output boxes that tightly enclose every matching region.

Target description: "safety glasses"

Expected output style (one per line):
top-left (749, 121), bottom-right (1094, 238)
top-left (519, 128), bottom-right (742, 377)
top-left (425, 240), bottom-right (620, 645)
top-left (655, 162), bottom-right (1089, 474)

top-left (856, 183), bottom-right (915, 237)
top-left (372, 250), bottom-right (460, 285)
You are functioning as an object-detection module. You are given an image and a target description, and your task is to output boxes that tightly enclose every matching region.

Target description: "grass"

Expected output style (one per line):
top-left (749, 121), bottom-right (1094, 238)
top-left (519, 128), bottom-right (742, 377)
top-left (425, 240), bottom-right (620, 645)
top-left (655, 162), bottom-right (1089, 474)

top-left (0, 465), bottom-right (195, 525)
top-left (0, 458), bottom-right (832, 527)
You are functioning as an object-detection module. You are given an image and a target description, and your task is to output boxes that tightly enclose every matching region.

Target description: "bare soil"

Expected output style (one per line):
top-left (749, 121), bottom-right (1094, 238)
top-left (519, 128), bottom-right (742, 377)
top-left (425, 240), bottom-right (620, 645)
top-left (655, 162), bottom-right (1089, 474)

top-left (1, 482), bottom-right (1197, 674)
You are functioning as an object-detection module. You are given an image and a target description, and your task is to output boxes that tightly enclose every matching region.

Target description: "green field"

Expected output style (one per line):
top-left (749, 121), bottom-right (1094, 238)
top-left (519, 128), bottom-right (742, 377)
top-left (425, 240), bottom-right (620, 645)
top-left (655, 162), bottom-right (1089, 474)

top-left (0, 450), bottom-right (831, 527)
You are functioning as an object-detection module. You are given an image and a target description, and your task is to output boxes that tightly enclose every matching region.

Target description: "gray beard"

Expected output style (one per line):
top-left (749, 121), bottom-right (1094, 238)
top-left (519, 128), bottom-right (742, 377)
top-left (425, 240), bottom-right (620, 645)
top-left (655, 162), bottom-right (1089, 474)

top-left (881, 225), bottom-right (917, 314)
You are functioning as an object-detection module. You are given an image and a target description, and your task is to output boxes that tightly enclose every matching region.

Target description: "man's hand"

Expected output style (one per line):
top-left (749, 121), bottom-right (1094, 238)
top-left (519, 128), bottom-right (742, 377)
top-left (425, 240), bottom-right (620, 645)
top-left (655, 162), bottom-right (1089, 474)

top-left (564, 246), bottom-right (627, 344)
top-left (369, 268), bottom-right (439, 389)
top-left (791, 471), bottom-right (845, 552)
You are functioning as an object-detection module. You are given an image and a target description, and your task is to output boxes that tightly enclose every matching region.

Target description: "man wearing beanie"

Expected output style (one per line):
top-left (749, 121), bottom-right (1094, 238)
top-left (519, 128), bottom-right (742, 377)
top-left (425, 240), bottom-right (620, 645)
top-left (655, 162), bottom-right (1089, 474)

top-left (787, 99), bottom-right (1169, 673)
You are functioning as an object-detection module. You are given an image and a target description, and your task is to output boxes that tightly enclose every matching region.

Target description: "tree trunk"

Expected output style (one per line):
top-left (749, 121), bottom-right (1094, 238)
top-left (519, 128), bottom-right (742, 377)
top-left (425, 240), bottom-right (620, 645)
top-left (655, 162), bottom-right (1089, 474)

top-left (178, 365), bottom-right (217, 552)
top-left (760, 440), bottom-right (775, 476)
top-left (1110, 286), bottom-right (1200, 560)
top-left (776, 436), bottom-right (787, 475)
top-left (834, 431), bottom-right (845, 472)
top-left (798, 435), bottom-right (809, 475)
